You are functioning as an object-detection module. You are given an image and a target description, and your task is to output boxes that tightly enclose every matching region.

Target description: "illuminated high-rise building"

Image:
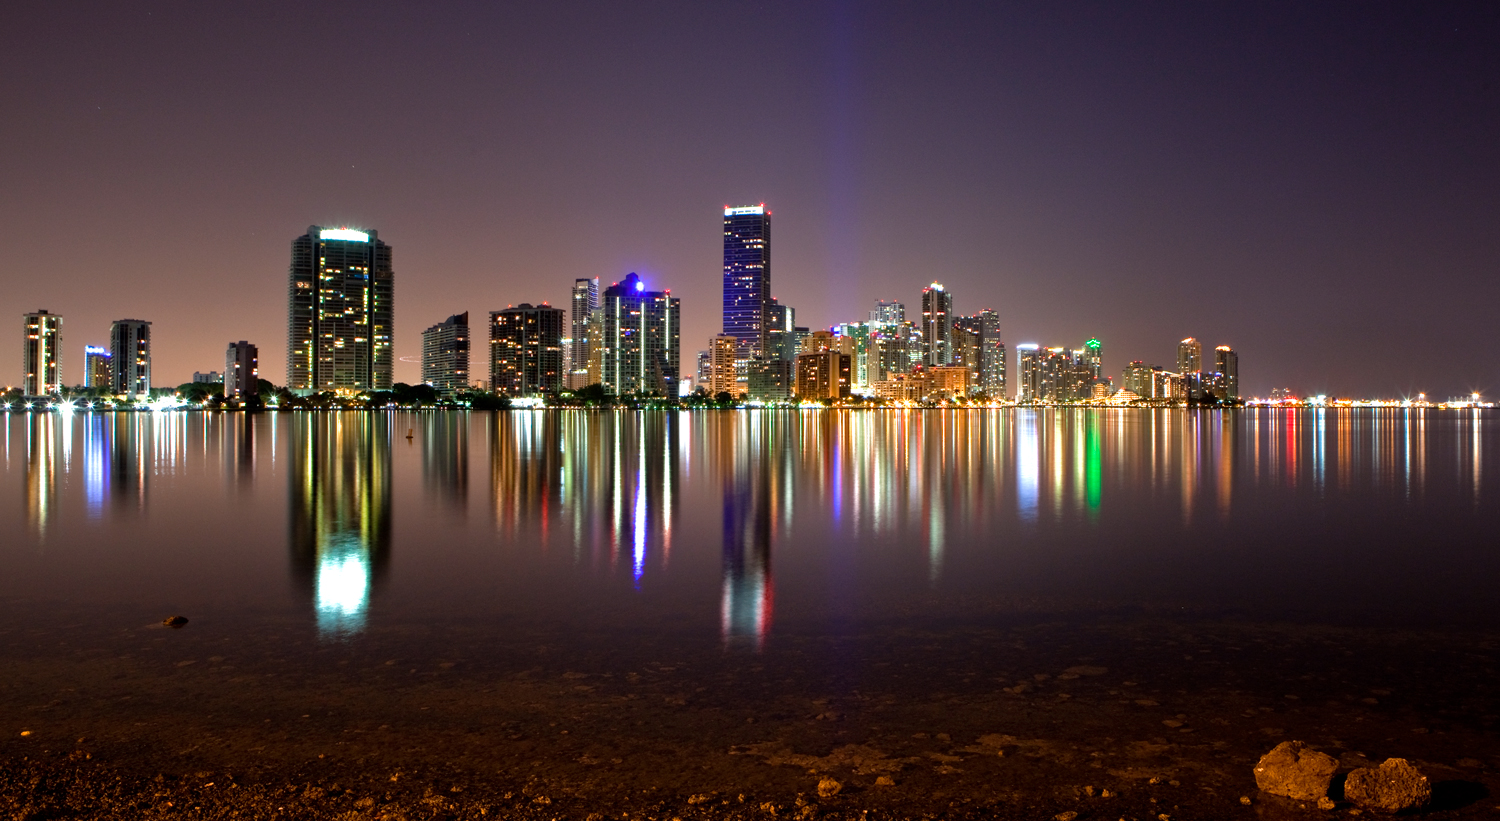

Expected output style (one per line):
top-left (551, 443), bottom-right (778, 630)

top-left (287, 226), bottom-right (394, 393)
top-left (224, 341), bottom-right (259, 400)
top-left (1123, 361), bottom-right (1154, 398)
top-left (723, 205), bottom-right (771, 357)
top-left (1177, 337), bottom-right (1202, 374)
top-left (764, 298), bottom-right (796, 362)
top-left (22, 310), bottom-right (62, 396)
top-left (569, 278), bottom-right (599, 388)
top-left (1082, 338), bottom-right (1103, 381)
top-left (601, 273), bottom-right (680, 395)
top-left (421, 312), bottom-right (470, 395)
top-left (708, 334), bottom-right (739, 396)
top-left (921, 283), bottom-right (952, 366)
top-left (489, 304), bottom-right (564, 396)
top-left (1215, 345), bottom-right (1239, 400)
top-left (1015, 344), bottom-right (1042, 401)
top-left (109, 319), bottom-right (151, 398)
top-left (871, 300), bottom-right (905, 324)
top-left (84, 345), bottom-right (111, 390)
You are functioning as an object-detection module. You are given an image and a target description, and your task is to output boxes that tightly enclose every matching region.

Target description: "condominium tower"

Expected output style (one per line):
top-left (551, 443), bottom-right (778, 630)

top-left (84, 345), bottom-right (111, 389)
top-left (921, 283), bottom-right (952, 366)
top-left (723, 205), bottom-right (771, 358)
top-left (569, 278), bottom-right (599, 389)
top-left (109, 319), bottom-right (151, 398)
top-left (421, 312), bottom-right (470, 395)
top-left (601, 273), bottom-right (680, 395)
top-left (225, 341), bottom-right (259, 400)
top-left (489, 304), bottom-right (564, 396)
top-left (22, 310), bottom-right (62, 396)
top-left (287, 226), bottom-right (394, 393)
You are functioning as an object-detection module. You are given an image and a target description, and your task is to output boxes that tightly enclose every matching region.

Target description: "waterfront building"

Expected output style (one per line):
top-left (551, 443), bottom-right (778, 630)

top-left (926, 365), bottom-right (972, 400)
top-left (225, 341), bottom-right (259, 400)
top-left (85, 346), bottom-right (111, 390)
top-left (920, 282), bottom-right (952, 366)
top-left (192, 370), bottom-right (222, 384)
top-left (765, 298), bottom-right (796, 362)
top-left (569, 278), bottom-right (599, 389)
top-left (1082, 338), bottom-right (1103, 381)
top-left (600, 272), bottom-right (680, 396)
top-left (977, 310), bottom-right (1005, 397)
top-left (109, 319), bottom-right (151, 398)
top-left (1215, 346), bottom-right (1239, 400)
top-left (723, 205), bottom-right (771, 358)
top-left (872, 371), bottom-right (927, 403)
top-left (794, 350), bottom-right (850, 400)
top-left (22, 310), bottom-right (62, 396)
top-left (287, 226), bottom-right (394, 393)
top-left (489, 304), bottom-right (564, 396)
top-left (1177, 337), bottom-right (1202, 374)
top-left (421, 312), bottom-right (470, 395)
top-left (746, 358), bottom-right (793, 402)
top-left (950, 320), bottom-right (980, 394)
top-left (1123, 361), bottom-right (1154, 398)
top-left (1016, 344), bottom-right (1042, 402)
top-left (695, 350), bottom-right (712, 391)
top-left (709, 334), bottom-right (739, 396)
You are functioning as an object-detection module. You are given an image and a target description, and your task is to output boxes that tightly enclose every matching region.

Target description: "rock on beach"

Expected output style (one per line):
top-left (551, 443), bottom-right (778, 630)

top-left (1344, 758), bottom-right (1431, 813)
top-left (1253, 741), bottom-right (1339, 801)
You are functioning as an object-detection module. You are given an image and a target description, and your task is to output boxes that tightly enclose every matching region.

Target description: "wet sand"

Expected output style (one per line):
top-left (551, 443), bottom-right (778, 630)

top-left (4, 605), bottom-right (1499, 819)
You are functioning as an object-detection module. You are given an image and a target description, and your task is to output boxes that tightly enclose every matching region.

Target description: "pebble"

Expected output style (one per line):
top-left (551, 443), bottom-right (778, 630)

top-left (816, 778), bottom-right (841, 799)
top-left (162, 616), bottom-right (188, 628)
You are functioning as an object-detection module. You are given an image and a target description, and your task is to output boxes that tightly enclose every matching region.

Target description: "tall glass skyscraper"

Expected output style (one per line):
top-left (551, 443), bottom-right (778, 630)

top-left (287, 226), bottom-right (394, 393)
top-left (723, 205), bottom-right (771, 358)
top-left (569, 278), bottom-right (599, 388)
top-left (921, 282), bottom-right (952, 366)
top-left (602, 273), bottom-right (680, 395)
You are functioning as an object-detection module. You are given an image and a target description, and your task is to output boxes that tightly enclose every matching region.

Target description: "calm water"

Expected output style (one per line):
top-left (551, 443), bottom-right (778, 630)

top-left (3, 408), bottom-right (1496, 644)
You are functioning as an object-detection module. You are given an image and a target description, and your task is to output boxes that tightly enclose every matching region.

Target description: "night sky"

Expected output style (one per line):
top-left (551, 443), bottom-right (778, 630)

top-left (3, 1), bottom-right (1497, 397)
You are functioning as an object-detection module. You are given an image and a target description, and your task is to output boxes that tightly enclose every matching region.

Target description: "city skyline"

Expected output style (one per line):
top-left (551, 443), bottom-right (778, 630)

top-left (3, 4), bottom-right (1497, 398)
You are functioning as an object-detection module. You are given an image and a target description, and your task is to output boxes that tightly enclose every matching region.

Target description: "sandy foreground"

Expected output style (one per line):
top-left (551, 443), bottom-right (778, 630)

top-left (3, 611), bottom-right (1498, 820)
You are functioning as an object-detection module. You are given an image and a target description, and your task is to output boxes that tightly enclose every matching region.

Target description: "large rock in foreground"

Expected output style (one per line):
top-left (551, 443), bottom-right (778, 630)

top-left (1344, 758), bottom-right (1432, 813)
top-left (1253, 741), bottom-right (1339, 801)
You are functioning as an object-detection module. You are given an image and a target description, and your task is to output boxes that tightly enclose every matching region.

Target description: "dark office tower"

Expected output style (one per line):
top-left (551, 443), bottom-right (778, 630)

top-left (921, 282), bottom-right (952, 366)
top-left (569, 278), bottom-right (599, 388)
top-left (764, 298), bottom-right (796, 362)
top-left (950, 316), bottom-right (981, 393)
top-left (224, 341), bottom-right (259, 400)
top-left (22, 310), bottom-right (62, 396)
top-left (871, 300), bottom-right (905, 324)
top-left (1123, 361), bottom-right (1154, 398)
top-left (489, 304), bottom-right (565, 397)
top-left (421, 312), bottom-right (470, 395)
top-left (109, 319), bottom-right (151, 398)
top-left (287, 226), bottom-right (394, 393)
top-left (1177, 337), bottom-right (1202, 374)
top-left (1215, 346), bottom-right (1239, 400)
top-left (84, 346), bottom-right (111, 390)
top-left (601, 272), bottom-right (680, 395)
top-left (723, 204), bottom-right (771, 357)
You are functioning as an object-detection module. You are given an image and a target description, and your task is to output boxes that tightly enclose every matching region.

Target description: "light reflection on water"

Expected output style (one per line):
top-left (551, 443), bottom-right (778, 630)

top-left (3, 408), bottom-right (1497, 646)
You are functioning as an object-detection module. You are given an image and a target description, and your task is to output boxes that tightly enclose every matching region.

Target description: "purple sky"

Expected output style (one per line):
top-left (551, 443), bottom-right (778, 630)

top-left (3, 1), bottom-right (1497, 397)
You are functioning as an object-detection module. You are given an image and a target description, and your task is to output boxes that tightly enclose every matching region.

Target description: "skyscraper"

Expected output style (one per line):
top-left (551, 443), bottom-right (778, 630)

top-left (978, 310), bottom-right (1006, 397)
top-left (601, 272), bottom-right (680, 395)
top-left (1177, 337), bottom-right (1202, 374)
top-left (871, 301), bottom-right (905, 324)
top-left (84, 345), bottom-right (111, 390)
top-left (421, 312), bottom-right (470, 395)
top-left (1082, 338), bottom-right (1103, 381)
top-left (287, 226), bottom-right (394, 393)
top-left (22, 310), bottom-right (61, 396)
top-left (723, 205), bottom-right (771, 358)
top-left (921, 283), bottom-right (952, 366)
top-left (109, 319), bottom-right (151, 398)
top-left (225, 341), bottom-right (259, 400)
top-left (708, 334), bottom-right (739, 396)
top-left (569, 278), bottom-right (599, 389)
top-left (1215, 345), bottom-right (1239, 400)
top-left (1016, 344), bottom-right (1042, 402)
top-left (489, 304), bottom-right (565, 396)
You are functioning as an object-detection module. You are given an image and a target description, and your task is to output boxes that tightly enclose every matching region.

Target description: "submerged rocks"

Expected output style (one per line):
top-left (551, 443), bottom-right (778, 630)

top-left (1344, 758), bottom-right (1431, 813)
top-left (162, 616), bottom-right (189, 628)
top-left (1253, 741), bottom-right (1338, 801)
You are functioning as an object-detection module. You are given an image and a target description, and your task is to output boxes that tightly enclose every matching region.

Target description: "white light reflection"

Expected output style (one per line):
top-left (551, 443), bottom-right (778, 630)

top-left (316, 539), bottom-right (371, 636)
top-left (1017, 410), bottom-right (1038, 522)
